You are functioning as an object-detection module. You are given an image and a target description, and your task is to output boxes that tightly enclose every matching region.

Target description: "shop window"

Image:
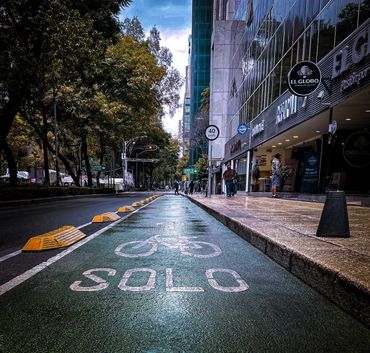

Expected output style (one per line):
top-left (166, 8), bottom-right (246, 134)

top-left (317, 0), bottom-right (337, 61)
top-left (336, 0), bottom-right (359, 45)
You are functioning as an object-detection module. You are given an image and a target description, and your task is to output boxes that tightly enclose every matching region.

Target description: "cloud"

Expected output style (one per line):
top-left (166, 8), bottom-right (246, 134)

top-left (160, 27), bottom-right (191, 137)
top-left (121, 0), bottom-right (191, 31)
top-left (119, 1), bottom-right (191, 137)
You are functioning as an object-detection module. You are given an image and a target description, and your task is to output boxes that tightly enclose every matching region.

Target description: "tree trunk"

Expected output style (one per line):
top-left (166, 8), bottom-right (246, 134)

top-left (0, 139), bottom-right (17, 186)
top-left (0, 93), bottom-right (24, 184)
top-left (81, 133), bottom-right (92, 187)
top-left (22, 111), bottom-right (79, 185)
top-left (41, 106), bottom-right (50, 184)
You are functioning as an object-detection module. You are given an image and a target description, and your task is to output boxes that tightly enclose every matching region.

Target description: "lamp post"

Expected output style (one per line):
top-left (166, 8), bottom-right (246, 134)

top-left (52, 76), bottom-right (59, 186)
top-left (136, 144), bottom-right (158, 189)
top-left (122, 135), bottom-right (147, 185)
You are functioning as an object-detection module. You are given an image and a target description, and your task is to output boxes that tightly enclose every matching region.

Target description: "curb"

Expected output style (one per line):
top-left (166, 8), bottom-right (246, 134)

top-left (186, 195), bottom-right (370, 329)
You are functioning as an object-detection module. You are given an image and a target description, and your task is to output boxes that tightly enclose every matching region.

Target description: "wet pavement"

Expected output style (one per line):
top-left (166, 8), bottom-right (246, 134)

top-left (187, 193), bottom-right (370, 328)
top-left (0, 195), bottom-right (369, 353)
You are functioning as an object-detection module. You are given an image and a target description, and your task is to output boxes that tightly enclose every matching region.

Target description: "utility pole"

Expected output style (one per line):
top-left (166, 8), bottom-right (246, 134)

top-left (53, 77), bottom-right (59, 186)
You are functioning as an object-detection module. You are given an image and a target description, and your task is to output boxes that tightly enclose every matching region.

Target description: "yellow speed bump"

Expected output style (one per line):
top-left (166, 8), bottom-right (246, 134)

top-left (92, 212), bottom-right (121, 223)
top-left (118, 206), bottom-right (135, 213)
top-left (132, 201), bottom-right (144, 207)
top-left (22, 226), bottom-right (86, 252)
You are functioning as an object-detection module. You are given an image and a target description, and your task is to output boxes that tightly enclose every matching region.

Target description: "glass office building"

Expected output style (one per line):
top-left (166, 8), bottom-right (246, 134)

top-left (190, 0), bottom-right (213, 165)
top-left (223, 0), bottom-right (370, 195)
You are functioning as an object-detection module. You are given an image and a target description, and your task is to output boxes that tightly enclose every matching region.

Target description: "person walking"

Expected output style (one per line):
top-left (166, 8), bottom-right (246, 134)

top-left (174, 180), bottom-right (179, 195)
top-left (189, 180), bottom-right (194, 194)
top-left (271, 153), bottom-right (282, 198)
top-left (223, 164), bottom-right (236, 197)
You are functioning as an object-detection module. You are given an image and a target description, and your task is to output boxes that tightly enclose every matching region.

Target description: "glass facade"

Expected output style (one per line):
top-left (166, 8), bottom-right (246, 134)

top-left (190, 0), bottom-right (213, 165)
top-left (229, 0), bottom-right (370, 135)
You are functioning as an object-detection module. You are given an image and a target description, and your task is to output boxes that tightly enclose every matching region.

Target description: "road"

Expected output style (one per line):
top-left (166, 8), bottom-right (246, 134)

top-left (0, 192), bottom-right (154, 253)
top-left (0, 195), bottom-right (369, 352)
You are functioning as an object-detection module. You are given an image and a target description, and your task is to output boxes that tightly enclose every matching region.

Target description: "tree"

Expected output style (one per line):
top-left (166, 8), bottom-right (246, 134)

top-left (0, 0), bottom-right (131, 185)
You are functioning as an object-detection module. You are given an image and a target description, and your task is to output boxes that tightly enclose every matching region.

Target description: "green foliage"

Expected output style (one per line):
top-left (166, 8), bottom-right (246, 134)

top-left (0, 7), bottom-right (183, 188)
top-left (194, 154), bottom-right (208, 179)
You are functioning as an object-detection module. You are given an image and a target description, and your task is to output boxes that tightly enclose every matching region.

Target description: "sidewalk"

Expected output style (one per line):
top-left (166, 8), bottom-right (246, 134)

top-left (186, 193), bottom-right (370, 328)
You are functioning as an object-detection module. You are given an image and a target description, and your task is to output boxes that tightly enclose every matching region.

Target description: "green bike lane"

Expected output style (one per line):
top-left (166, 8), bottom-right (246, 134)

top-left (0, 195), bottom-right (369, 353)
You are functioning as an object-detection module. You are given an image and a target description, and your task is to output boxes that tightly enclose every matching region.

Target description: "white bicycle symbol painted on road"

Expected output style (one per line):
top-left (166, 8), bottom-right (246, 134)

top-left (114, 235), bottom-right (222, 259)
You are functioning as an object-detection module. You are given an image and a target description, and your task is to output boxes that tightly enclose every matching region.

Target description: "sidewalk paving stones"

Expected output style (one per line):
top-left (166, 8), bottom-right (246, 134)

top-left (186, 193), bottom-right (370, 328)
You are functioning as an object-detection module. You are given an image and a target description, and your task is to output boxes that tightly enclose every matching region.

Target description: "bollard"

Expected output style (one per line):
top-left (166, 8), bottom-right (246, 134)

top-left (316, 191), bottom-right (350, 237)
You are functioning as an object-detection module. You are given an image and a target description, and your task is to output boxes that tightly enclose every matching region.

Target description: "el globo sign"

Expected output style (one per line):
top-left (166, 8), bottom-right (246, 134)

top-left (288, 61), bottom-right (321, 96)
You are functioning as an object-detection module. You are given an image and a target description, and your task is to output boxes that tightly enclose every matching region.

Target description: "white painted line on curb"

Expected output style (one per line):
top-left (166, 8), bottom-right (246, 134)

top-left (0, 199), bottom-right (158, 297)
top-left (0, 250), bottom-right (22, 263)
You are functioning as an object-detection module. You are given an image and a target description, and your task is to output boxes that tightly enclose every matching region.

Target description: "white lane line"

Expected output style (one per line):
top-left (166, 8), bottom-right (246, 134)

top-left (0, 199), bottom-right (158, 297)
top-left (0, 250), bottom-right (22, 263)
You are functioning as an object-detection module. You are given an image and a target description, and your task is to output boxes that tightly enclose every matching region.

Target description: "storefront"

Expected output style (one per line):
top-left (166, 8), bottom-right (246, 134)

top-left (248, 19), bottom-right (370, 195)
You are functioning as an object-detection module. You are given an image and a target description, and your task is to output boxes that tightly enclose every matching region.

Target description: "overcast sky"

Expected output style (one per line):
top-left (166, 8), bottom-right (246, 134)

top-left (119, 0), bottom-right (192, 137)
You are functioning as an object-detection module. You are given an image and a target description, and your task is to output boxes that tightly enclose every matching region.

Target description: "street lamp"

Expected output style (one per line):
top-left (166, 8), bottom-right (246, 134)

top-left (135, 144), bottom-right (158, 189)
top-left (122, 135), bottom-right (147, 182)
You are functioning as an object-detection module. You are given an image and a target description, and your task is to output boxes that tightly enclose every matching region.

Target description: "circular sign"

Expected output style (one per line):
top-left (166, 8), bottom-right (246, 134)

top-left (288, 61), bottom-right (322, 96)
top-left (343, 131), bottom-right (370, 168)
top-left (204, 125), bottom-right (220, 141)
top-left (237, 124), bottom-right (249, 135)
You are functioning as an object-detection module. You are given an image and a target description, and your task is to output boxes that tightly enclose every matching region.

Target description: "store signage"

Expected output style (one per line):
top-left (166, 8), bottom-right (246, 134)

top-left (204, 125), bottom-right (220, 141)
top-left (276, 95), bottom-right (299, 125)
top-left (251, 120), bottom-right (264, 137)
top-left (288, 61), bottom-right (321, 96)
top-left (343, 131), bottom-right (370, 168)
top-left (340, 67), bottom-right (369, 91)
top-left (332, 25), bottom-right (370, 79)
top-left (230, 140), bottom-right (241, 154)
top-left (300, 152), bottom-right (320, 193)
top-left (237, 123), bottom-right (249, 135)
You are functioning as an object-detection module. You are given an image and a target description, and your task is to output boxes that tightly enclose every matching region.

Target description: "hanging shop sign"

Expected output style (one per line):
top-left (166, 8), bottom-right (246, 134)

top-left (237, 123), bottom-right (249, 135)
top-left (204, 125), bottom-right (220, 141)
top-left (343, 131), bottom-right (370, 168)
top-left (288, 61), bottom-right (322, 96)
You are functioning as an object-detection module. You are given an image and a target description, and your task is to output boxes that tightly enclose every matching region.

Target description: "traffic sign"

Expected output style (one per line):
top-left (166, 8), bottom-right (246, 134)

top-left (237, 124), bottom-right (249, 135)
top-left (204, 125), bottom-right (220, 141)
top-left (183, 168), bottom-right (198, 174)
top-left (91, 165), bottom-right (107, 172)
top-left (288, 61), bottom-right (321, 96)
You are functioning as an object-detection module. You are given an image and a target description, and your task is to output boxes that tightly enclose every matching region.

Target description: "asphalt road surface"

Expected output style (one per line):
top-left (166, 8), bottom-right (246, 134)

top-left (0, 195), bottom-right (369, 353)
top-left (0, 192), bottom-right (153, 253)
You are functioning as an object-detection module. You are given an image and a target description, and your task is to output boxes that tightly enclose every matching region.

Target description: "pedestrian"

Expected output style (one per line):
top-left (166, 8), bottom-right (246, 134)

top-left (271, 153), bottom-right (282, 198)
top-left (232, 173), bottom-right (239, 195)
top-left (189, 180), bottom-right (194, 194)
top-left (223, 164), bottom-right (236, 197)
top-left (174, 180), bottom-right (179, 195)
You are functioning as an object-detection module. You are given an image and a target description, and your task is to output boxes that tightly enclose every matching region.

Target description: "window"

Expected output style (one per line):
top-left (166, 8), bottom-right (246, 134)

top-left (317, 0), bottom-right (337, 61)
top-left (359, 0), bottom-right (370, 26)
top-left (336, 1), bottom-right (359, 45)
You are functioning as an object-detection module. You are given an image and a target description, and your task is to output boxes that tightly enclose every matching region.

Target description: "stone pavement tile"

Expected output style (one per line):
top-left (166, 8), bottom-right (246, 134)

top-left (188, 193), bottom-right (370, 327)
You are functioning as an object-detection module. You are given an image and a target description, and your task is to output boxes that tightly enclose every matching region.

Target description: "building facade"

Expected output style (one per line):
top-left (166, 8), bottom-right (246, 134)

top-left (213, 0), bottom-right (370, 195)
top-left (190, 0), bottom-right (213, 165)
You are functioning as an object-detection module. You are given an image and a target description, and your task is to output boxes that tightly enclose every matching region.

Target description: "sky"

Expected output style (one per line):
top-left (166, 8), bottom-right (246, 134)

top-left (119, 0), bottom-right (192, 137)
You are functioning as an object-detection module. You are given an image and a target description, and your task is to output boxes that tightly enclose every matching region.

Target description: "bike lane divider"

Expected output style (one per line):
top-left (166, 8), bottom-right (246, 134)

top-left (0, 195), bottom-right (369, 353)
top-left (0, 198), bottom-right (157, 296)
top-left (0, 197), bottom-right (157, 284)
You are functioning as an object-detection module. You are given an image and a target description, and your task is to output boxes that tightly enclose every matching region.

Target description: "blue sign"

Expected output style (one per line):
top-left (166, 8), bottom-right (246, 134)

top-left (237, 124), bottom-right (249, 135)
